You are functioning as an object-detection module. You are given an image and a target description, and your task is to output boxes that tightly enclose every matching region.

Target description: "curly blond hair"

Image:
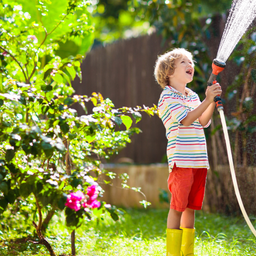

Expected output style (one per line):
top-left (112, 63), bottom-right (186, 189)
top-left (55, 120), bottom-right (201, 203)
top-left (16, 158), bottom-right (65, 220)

top-left (154, 48), bottom-right (194, 89)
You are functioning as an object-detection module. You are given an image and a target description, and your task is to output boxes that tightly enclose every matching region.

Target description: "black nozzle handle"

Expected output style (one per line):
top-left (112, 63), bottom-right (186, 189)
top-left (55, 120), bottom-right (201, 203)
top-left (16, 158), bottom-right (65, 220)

top-left (207, 73), bottom-right (217, 87)
top-left (207, 73), bottom-right (223, 110)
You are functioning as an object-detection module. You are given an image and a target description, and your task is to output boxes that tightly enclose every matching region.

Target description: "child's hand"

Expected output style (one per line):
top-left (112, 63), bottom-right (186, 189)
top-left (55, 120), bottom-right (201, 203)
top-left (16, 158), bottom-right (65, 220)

top-left (205, 83), bottom-right (222, 102)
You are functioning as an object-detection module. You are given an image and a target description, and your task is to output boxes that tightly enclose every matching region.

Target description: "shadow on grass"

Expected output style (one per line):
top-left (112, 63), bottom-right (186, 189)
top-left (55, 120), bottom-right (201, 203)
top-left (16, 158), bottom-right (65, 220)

top-left (84, 208), bottom-right (168, 240)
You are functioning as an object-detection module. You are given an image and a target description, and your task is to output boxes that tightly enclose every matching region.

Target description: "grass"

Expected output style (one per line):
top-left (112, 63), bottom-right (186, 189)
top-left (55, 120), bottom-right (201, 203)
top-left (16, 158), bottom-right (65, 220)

top-left (1, 208), bottom-right (256, 255)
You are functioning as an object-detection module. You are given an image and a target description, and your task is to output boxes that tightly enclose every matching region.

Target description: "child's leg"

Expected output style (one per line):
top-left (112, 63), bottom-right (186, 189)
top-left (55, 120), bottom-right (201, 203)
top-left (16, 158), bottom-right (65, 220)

top-left (180, 208), bottom-right (195, 255)
top-left (179, 168), bottom-right (207, 255)
top-left (166, 209), bottom-right (183, 256)
top-left (180, 208), bottom-right (195, 228)
top-left (167, 208), bottom-right (182, 229)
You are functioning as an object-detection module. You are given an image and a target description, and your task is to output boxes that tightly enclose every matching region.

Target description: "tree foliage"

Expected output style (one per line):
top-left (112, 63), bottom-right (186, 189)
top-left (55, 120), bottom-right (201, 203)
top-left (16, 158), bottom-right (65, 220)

top-left (91, 0), bottom-right (233, 44)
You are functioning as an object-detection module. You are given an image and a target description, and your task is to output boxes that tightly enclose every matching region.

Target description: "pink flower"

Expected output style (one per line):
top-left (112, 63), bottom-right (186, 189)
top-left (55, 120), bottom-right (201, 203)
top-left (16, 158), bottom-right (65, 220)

top-left (82, 199), bottom-right (101, 209)
top-left (65, 191), bottom-right (85, 211)
top-left (82, 185), bottom-right (101, 209)
top-left (65, 186), bottom-right (101, 211)
top-left (27, 35), bottom-right (38, 44)
top-left (2, 51), bottom-right (8, 56)
top-left (87, 185), bottom-right (97, 197)
top-left (65, 199), bottom-right (81, 211)
top-left (88, 199), bottom-right (101, 209)
top-left (70, 191), bottom-right (85, 201)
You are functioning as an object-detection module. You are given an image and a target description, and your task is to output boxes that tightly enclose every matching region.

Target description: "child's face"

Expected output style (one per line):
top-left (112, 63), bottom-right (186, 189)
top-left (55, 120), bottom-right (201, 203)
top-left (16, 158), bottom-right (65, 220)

top-left (170, 54), bottom-right (194, 86)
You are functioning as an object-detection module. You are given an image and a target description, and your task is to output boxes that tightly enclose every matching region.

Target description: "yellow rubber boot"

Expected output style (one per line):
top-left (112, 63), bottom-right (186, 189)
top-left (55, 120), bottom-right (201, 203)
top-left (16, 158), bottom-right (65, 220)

top-left (180, 228), bottom-right (195, 256)
top-left (166, 228), bottom-right (183, 256)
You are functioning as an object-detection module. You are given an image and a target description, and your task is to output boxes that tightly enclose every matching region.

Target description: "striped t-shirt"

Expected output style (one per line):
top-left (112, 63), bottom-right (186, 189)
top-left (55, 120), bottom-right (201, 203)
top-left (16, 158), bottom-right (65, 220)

top-left (158, 86), bottom-right (210, 172)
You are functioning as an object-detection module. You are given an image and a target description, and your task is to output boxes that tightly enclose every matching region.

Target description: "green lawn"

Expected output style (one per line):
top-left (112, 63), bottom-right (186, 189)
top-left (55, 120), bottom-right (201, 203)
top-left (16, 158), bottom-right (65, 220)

top-left (1, 208), bottom-right (256, 255)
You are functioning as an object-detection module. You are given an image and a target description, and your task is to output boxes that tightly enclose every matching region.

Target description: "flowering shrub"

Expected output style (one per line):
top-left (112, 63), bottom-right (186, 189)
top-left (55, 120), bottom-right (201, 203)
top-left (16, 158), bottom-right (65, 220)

top-left (65, 186), bottom-right (101, 212)
top-left (0, 1), bottom-right (156, 255)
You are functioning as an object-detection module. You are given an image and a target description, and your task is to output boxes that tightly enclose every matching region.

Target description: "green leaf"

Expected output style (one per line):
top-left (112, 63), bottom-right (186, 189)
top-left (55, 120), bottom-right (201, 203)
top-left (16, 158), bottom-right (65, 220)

top-left (114, 116), bottom-right (122, 126)
top-left (52, 73), bottom-right (63, 84)
top-left (63, 185), bottom-right (73, 191)
top-left (19, 95), bottom-right (26, 105)
top-left (60, 122), bottom-right (70, 134)
top-left (44, 148), bottom-right (54, 158)
top-left (39, 195), bottom-right (52, 207)
top-left (46, 91), bottom-right (54, 102)
top-left (59, 104), bottom-right (65, 111)
top-left (66, 212), bottom-right (79, 227)
top-left (91, 97), bottom-right (97, 106)
top-left (5, 149), bottom-right (15, 162)
top-left (121, 115), bottom-right (133, 130)
top-left (58, 194), bottom-right (68, 210)
top-left (85, 135), bottom-right (96, 143)
top-left (71, 178), bottom-right (82, 188)
top-left (42, 84), bottom-right (53, 92)
top-left (41, 141), bottom-right (53, 150)
top-left (66, 65), bottom-right (77, 80)
top-left (64, 97), bottom-right (74, 105)
top-left (43, 64), bottom-right (54, 73)
top-left (105, 206), bottom-right (119, 221)
top-left (110, 212), bottom-right (119, 221)
top-left (5, 189), bottom-right (17, 204)
top-left (132, 112), bottom-right (142, 123)
top-left (7, 163), bottom-right (19, 174)
top-left (36, 182), bottom-right (43, 194)
top-left (0, 181), bottom-right (8, 194)
top-left (68, 133), bottom-right (77, 140)
top-left (0, 198), bottom-right (8, 212)
top-left (20, 182), bottom-right (32, 198)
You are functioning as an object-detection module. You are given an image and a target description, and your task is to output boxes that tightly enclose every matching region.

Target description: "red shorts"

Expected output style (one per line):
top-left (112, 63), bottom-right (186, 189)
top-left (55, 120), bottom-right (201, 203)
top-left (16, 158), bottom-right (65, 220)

top-left (167, 164), bottom-right (207, 212)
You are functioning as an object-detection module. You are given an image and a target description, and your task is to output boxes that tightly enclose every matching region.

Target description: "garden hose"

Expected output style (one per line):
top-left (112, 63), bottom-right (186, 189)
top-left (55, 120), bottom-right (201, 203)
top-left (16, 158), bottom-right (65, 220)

top-left (208, 60), bottom-right (256, 237)
top-left (219, 109), bottom-right (256, 237)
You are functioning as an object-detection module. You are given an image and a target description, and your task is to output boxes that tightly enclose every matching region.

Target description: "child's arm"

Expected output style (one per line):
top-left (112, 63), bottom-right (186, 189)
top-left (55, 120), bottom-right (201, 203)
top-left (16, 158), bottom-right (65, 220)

top-left (198, 102), bottom-right (215, 126)
top-left (181, 83), bottom-right (222, 126)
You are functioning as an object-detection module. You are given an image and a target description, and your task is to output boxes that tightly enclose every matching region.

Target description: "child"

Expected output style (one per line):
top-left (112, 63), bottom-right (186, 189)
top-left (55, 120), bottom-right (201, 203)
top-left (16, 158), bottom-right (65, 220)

top-left (154, 48), bottom-right (222, 256)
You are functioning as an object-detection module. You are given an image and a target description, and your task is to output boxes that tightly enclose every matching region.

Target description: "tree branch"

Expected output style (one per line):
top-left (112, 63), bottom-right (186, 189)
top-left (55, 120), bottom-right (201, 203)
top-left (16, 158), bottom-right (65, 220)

top-left (0, 46), bottom-right (29, 82)
top-left (41, 208), bottom-right (56, 234)
top-left (35, 194), bottom-right (43, 231)
top-left (32, 221), bottom-right (57, 256)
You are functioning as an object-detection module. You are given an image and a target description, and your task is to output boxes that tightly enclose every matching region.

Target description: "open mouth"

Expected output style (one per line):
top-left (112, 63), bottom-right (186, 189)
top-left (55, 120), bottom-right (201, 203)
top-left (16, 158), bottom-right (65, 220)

top-left (186, 70), bottom-right (193, 75)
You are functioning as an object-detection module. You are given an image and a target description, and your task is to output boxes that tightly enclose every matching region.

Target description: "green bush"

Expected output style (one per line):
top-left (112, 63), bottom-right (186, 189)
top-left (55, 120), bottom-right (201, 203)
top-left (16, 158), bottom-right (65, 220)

top-left (0, 1), bottom-right (155, 255)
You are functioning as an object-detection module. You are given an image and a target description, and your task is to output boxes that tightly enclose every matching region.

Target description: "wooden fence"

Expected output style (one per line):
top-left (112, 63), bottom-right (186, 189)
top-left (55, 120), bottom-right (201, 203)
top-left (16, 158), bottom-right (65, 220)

top-left (72, 32), bottom-right (170, 164)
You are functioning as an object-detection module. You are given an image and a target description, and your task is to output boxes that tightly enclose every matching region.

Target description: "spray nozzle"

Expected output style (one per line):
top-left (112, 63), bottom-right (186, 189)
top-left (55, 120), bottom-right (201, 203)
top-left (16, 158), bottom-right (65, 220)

top-left (212, 59), bottom-right (226, 75)
top-left (208, 59), bottom-right (226, 85)
top-left (207, 59), bottom-right (226, 110)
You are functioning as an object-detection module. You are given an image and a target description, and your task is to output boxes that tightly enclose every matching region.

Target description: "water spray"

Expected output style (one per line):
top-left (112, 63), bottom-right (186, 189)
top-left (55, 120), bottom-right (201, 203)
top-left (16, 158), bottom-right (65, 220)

top-left (208, 0), bottom-right (256, 237)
